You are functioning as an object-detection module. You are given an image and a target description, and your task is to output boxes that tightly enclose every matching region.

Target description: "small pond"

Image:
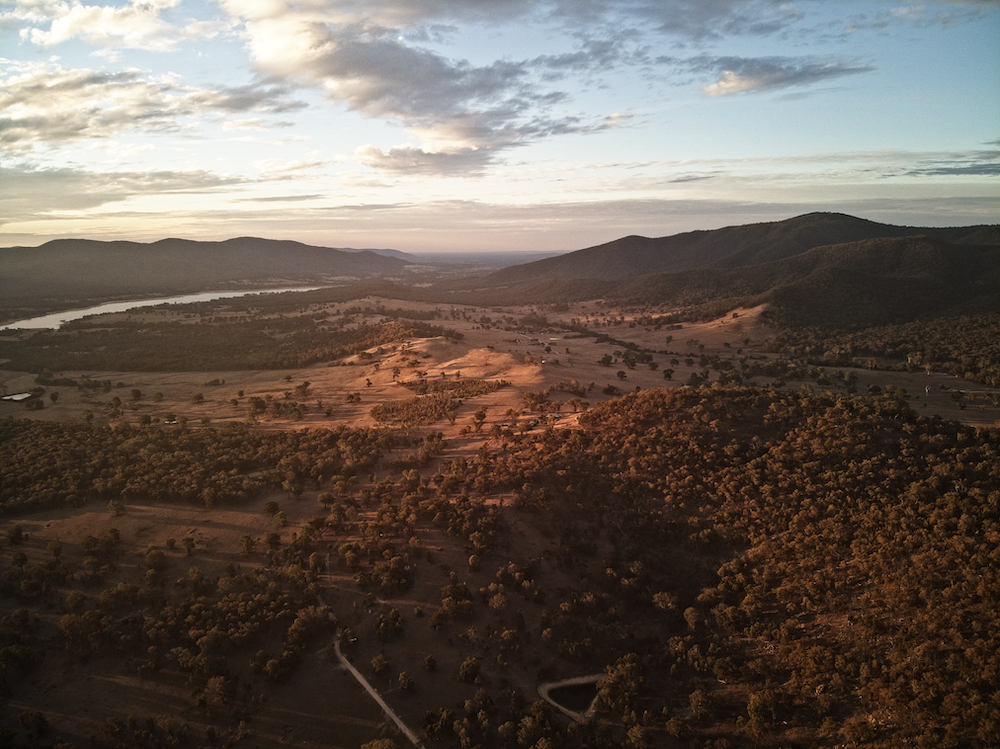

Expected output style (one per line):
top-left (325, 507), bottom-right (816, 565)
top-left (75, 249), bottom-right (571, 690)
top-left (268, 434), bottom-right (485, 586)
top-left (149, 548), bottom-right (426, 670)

top-left (538, 674), bottom-right (603, 720)
top-left (548, 682), bottom-right (599, 713)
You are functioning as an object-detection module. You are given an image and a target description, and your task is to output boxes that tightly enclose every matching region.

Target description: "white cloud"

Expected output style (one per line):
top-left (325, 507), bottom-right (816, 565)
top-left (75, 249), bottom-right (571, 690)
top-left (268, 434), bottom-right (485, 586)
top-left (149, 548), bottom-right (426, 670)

top-left (0, 61), bottom-right (305, 153)
top-left (210, 4), bottom-right (577, 168)
top-left (355, 143), bottom-right (493, 175)
top-left (211, 0), bottom-right (658, 173)
top-left (0, 163), bottom-right (244, 222)
top-left (255, 159), bottom-right (329, 179)
top-left (14, 0), bottom-right (227, 51)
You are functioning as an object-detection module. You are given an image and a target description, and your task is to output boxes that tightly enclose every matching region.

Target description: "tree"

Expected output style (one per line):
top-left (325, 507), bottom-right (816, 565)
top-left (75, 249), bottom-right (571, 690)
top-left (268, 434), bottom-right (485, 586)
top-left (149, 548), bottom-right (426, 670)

top-left (597, 653), bottom-right (642, 715)
top-left (689, 688), bottom-right (711, 719)
top-left (361, 740), bottom-right (397, 749)
top-left (308, 552), bottom-right (325, 573)
top-left (626, 725), bottom-right (648, 748)
top-left (459, 656), bottom-right (480, 682)
top-left (240, 534), bottom-right (256, 555)
top-left (683, 607), bottom-right (699, 631)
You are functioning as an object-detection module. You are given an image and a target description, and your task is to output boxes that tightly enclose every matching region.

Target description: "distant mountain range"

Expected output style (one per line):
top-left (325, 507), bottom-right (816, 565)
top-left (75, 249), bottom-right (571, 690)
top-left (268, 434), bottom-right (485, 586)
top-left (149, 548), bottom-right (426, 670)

top-left (437, 213), bottom-right (1000, 327)
top-left (3, 214), bottom-right (998, 330)
top-left (0, 237), bottom-right (413, 309)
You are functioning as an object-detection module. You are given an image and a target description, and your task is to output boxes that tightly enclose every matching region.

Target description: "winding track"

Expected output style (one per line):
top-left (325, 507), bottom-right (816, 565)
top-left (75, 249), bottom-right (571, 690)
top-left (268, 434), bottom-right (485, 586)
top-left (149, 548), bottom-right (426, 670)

top-left (333, 638), bottom-right (426, 748)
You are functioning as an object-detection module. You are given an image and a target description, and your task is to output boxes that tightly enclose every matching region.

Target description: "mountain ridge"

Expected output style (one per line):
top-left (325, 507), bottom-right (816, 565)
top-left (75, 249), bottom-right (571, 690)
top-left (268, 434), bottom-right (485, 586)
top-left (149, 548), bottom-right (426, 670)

top-left (3, 214), bottom-right (997, 329)
top-left (455, 212), bottom-right (997, 291)
top-left (0, 236), bottom-right (412, 307)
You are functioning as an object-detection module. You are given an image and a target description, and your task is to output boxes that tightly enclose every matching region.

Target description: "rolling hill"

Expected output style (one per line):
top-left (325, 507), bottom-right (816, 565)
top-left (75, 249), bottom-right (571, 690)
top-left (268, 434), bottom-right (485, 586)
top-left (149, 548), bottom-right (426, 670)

top-left (0, 237), bottom-right (413, 309)
top-left (447, 212), bottom-right (995, 289)
top-left (435, 213), bottom-right (1000, 327)
top-left (612, 235), bottom-right (1000, 327)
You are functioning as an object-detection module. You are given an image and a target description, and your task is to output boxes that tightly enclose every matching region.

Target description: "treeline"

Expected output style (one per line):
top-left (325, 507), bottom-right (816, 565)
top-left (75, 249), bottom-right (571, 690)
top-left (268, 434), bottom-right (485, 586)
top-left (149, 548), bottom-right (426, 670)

top-left (768, 312), bottom-right (1000, 386)
top-left (370, 379), bottom-right (509, 426)
top-left (369, 392), bottom-right (460, 426)
top-left (399, 378), bottom-right (510, 397)
top-left (0, 420), bottom-right (396, 514)
top-left (0, 318), bottom-right (461, 373)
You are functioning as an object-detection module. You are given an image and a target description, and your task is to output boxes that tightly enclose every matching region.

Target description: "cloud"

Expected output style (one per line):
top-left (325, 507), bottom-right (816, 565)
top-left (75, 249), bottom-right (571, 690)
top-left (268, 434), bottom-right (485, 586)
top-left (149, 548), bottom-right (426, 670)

top-left (0, 163), bottom-right (243, 221)
top-left (355, 144), bottom-right (494, 176)
top-left (191, 82), bottom-right (306, 114)
top-left (211, 1), bottom-right (660, 173)
top-left (255, 159), bottom-right (329, 179)
top-left (843, 0), bottom-right (999, 33)
top-left (236, 194), bottom-right (324, 202)
top-left (15, 0), bottom-right (227, 51)
top-left (621, 0), bottom-right (806, 41)
top-left (212, 5), bottom-right (597, 169)
top-left (691, 56), bottom-right (875, 96)
top-left (0, 62), bottom-right (305, 153)
top-left (902, 151), bottom-right (1000, 177)
top-left (907, 163), bottom-right (1000, 177)
top-left (533, 34), bottom-right (649, 78)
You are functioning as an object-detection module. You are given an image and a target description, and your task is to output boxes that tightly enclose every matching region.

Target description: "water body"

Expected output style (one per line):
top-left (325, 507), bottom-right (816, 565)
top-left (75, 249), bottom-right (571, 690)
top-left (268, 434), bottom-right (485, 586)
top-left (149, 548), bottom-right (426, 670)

top-left (548, 682), bottom-right (599, 713)
top-left (1, 287), bottom-right (322, 331)
top-left (538, 674), bottom-right (603, 720)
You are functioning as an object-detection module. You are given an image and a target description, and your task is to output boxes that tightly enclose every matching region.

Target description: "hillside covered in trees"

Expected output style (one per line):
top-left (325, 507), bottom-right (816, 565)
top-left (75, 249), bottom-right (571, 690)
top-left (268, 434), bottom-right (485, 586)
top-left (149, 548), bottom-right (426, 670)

top-left (1, 385), bottom-right (997, 748)
top-left (0, 237), bottom-right (410, 316)
top-left (441, 212), bottom-right (997, 294)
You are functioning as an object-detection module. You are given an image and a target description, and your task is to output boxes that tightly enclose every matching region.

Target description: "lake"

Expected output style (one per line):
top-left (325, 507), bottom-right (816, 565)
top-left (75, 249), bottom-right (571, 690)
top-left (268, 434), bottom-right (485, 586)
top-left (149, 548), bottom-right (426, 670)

top-left (1, 287), bottom-right (322, 331)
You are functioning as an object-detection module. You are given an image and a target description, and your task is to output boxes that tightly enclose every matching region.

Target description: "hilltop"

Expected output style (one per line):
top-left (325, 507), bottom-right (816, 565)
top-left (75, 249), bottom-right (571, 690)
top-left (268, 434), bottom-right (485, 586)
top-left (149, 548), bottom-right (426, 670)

top-left (0, 237), bottom-right (413, 314)
top-left (430, 215), bottom-right (1000, 330)
top-left (451, 212), bottom-right (996, 289)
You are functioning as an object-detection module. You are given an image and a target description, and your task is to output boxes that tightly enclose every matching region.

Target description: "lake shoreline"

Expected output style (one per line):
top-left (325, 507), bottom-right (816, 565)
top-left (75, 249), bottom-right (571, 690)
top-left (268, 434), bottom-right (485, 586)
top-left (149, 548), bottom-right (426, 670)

top-left (1, 286), bottom-right (324, 331)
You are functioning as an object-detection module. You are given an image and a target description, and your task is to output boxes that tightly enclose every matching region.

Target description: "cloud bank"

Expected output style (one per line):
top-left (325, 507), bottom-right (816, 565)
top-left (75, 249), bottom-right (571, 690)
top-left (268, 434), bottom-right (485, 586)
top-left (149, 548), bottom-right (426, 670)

top-left (0, 62), bottom-right (304, 153)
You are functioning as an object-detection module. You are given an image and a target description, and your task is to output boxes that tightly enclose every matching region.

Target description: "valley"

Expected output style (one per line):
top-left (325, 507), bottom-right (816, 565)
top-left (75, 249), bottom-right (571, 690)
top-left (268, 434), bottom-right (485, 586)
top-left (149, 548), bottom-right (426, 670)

top-left (0, 213), bottom-right (998, 749)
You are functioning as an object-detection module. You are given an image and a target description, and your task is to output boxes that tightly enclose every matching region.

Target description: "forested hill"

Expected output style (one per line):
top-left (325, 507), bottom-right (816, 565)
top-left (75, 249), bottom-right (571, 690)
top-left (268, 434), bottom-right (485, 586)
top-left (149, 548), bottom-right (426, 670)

top-left (443, 212), bottom-right (995, 292)
top-left (612, 235), bottom-right (1000, 328)
top-left (432, 215), bottom-right (1000, 323)
top-left (0, 237), bottom-right (411, 306)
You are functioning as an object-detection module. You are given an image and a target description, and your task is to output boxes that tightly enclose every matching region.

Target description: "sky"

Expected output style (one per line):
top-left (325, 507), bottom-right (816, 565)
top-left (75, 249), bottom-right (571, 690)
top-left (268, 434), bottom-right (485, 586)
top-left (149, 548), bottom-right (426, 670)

top-left (1, 0), bottom-right (998, 252)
